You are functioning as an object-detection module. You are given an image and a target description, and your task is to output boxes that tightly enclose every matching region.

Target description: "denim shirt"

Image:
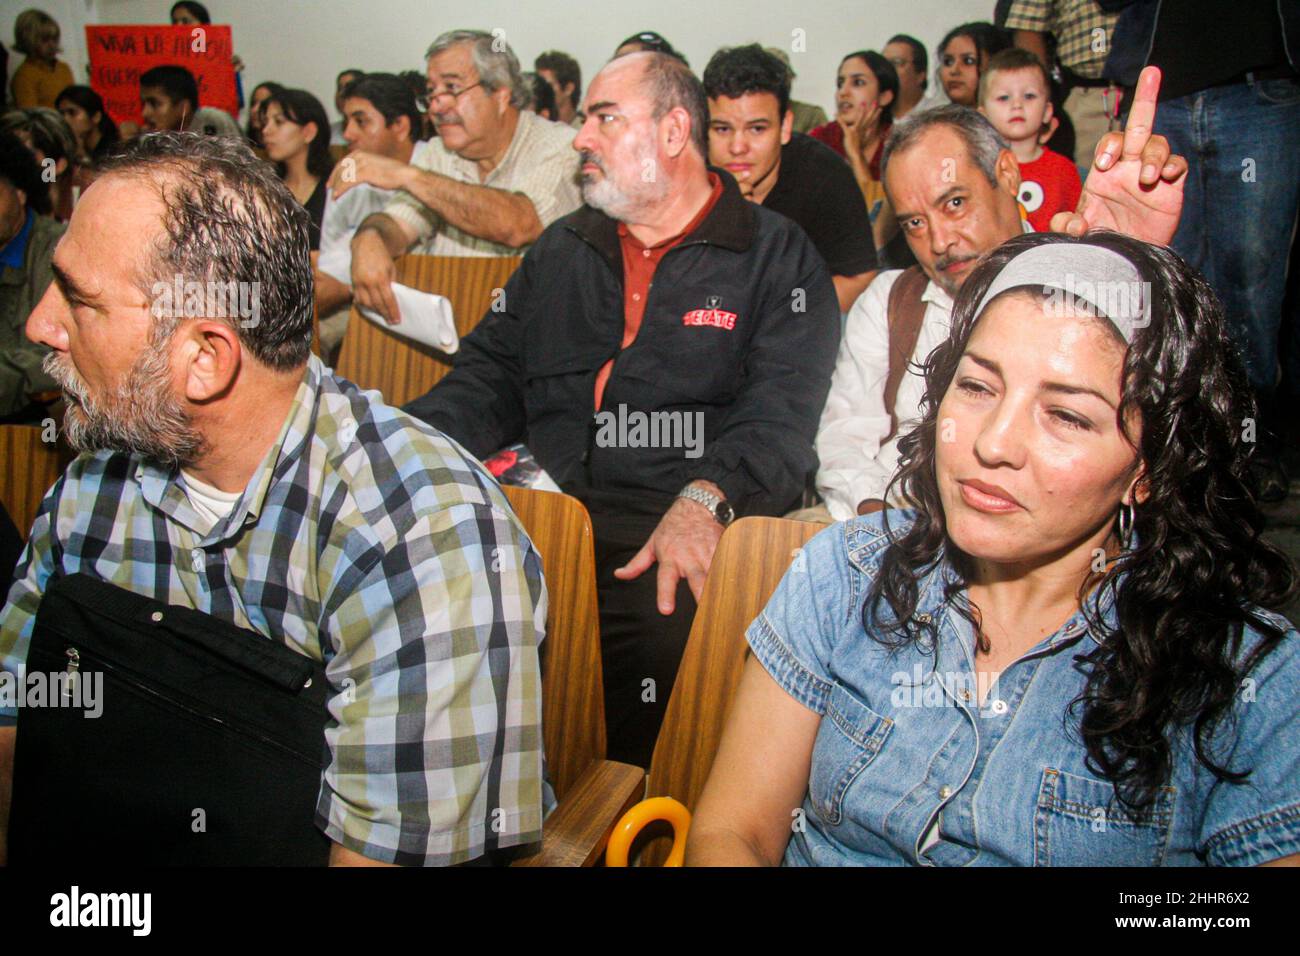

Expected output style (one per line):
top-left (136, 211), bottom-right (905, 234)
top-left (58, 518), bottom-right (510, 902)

top-left (747, 511), bottom-right (1300, 866)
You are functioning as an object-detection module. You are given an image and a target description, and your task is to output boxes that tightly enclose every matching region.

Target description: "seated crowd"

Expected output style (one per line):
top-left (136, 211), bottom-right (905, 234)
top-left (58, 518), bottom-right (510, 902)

top-left (0, 4), bottom-right (1298, 869)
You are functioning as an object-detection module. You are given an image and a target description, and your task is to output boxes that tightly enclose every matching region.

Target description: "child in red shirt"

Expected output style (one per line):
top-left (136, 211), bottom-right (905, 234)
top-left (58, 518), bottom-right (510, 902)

top-left (978, 48), bottom-right (1082, 232)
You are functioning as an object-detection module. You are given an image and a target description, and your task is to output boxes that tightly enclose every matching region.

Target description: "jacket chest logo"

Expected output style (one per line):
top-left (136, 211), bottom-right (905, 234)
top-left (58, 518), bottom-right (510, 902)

top-left (683, 297), bottom-right (738, 331)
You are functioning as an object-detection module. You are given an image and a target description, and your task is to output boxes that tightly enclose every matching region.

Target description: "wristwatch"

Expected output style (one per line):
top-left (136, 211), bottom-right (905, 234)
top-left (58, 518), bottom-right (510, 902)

top-left (677, 483), bottom-right (735, 526)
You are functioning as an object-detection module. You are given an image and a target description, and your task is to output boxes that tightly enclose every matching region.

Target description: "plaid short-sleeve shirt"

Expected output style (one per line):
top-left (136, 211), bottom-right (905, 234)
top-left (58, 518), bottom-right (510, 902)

top-left (1004, 0), bottom-right (1119, 79)
top-left (0, 356), bottom-right (549, 866)
top-left (383, 109), bottom-right (582, 256)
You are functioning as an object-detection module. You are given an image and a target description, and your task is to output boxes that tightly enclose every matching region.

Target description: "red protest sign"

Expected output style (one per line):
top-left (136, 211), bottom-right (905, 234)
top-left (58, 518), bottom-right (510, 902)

top-left (86, 24), bottom-right (238, 127)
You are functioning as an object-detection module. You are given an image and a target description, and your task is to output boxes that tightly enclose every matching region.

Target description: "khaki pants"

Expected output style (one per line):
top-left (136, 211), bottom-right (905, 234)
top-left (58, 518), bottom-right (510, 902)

top-left (1065, 84), bottom-right (1118, 169)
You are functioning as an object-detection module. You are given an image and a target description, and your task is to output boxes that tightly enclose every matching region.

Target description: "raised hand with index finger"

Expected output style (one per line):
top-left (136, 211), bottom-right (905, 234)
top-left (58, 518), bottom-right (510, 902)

top-left (1050, 66), bottom-right (1188, 246)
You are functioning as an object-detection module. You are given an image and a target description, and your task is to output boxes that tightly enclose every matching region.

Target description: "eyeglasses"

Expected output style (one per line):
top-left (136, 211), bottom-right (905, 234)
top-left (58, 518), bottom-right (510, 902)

top-left (417, 81), bottom-right (483, 112)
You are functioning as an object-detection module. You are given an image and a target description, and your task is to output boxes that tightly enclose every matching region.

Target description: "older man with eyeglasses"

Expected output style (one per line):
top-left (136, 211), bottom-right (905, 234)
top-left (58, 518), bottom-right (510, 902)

top-left (330, 29), bottom-right (581, 325)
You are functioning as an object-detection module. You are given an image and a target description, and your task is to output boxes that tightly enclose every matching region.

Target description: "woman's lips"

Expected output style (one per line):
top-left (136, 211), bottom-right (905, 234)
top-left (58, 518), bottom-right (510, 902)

top-left (958, 480), bottom-right (1023, 513)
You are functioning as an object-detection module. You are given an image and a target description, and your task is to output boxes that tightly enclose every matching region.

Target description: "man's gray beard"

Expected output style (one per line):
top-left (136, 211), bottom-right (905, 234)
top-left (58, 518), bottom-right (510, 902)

top-left (580, 150), bottom-right (670, 221)
top-left (43, 339), bottom-right (205, 469)
top-left (581, 177), bottom-right (638, 220)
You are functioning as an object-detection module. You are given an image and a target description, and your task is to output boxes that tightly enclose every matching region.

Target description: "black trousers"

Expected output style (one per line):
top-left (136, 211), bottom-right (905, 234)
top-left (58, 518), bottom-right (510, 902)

top-left (588, 508), bottom-right (697, 769)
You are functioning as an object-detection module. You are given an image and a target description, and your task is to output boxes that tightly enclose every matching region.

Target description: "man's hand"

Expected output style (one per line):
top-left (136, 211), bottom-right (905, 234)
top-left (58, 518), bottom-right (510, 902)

top-left (1051, 66), bottom-right (1187, 245)
top-left (350, 229), bottom-right (401, 324)
top-left (328, 151), bottom-right (413, 200)
top-left (614, 482), bottom-right (726, 615)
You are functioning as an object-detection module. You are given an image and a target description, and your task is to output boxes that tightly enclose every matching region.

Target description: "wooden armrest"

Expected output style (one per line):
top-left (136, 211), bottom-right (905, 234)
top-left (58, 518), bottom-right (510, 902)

top-left (511, 759), bottom-right (645, 867)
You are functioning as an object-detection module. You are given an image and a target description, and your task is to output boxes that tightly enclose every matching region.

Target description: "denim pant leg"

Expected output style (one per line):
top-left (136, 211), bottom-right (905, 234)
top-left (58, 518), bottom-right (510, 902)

top-left (1159, 79), bottom-right (1300, 394)
top-left (1155, 94), bottom-right (1208, 276)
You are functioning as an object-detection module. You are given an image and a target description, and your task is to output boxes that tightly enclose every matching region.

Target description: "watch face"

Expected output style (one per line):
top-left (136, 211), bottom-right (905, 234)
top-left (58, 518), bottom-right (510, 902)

top-left (715, 501), bottom-right (735, 525)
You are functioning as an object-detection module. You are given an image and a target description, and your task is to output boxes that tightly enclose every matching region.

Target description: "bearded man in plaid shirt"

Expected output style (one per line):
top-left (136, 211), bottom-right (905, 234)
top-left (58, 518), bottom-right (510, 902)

top-left (0, 132), bottom-right (548, 867)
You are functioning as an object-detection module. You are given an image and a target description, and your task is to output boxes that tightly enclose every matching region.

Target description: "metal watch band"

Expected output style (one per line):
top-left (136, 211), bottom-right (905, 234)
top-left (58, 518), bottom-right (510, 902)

top-left (677, 485), bottom-right (734, 526)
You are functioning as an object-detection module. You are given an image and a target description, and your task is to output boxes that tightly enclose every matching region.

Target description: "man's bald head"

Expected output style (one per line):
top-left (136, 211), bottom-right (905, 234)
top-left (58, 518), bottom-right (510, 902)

top-left (597, 51), bottom-right (708, 159)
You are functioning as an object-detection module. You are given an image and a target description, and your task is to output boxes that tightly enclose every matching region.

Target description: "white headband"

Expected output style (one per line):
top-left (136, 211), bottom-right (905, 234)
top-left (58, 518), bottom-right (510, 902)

top-left (973, 243), bottom-right (1151, 342)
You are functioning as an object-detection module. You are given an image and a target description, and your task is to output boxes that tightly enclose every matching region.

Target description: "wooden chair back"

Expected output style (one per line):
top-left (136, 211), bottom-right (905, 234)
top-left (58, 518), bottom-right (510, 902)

top-left (638, 516), bottom-right (822, 864)
top-left (500, 485), bottom-right (605, 801)
top-left (335, 255), bottom-right (521, 408)
top-left (0, 424), bottom-right (66, 537)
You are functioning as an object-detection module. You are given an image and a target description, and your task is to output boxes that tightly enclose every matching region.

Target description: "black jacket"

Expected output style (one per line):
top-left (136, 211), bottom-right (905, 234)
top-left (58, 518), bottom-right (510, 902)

top-left (405, 172), bottom-right (840, 518)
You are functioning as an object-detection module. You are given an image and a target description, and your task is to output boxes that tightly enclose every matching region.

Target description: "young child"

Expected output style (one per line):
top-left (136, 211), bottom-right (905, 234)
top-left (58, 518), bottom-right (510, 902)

top-left (978, 48), bottom-right (1081, 233)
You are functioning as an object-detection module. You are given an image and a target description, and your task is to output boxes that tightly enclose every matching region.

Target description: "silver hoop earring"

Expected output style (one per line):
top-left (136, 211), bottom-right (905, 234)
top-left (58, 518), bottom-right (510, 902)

top-left (1117, 502), bottom-right (1134, 551)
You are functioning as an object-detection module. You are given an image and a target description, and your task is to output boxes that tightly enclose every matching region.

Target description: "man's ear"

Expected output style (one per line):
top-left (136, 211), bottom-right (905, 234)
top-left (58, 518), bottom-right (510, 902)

top-left (661, 106), bottom-right (692, 159)
top-left (390, 114), bottom-right (412, 143)
top-left (995, 147), bottom-right (1021, 198)
top-left (780, 108), bottom-right (794, 145)
top-left (493, 84), bottom-right (513, 115)
top-left (180, 320), bottom-right (242, 403)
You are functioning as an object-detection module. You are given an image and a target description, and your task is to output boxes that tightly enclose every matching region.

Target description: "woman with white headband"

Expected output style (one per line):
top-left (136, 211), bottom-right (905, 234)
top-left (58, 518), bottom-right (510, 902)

top-left (687, 230), bottom-right (1299, 867)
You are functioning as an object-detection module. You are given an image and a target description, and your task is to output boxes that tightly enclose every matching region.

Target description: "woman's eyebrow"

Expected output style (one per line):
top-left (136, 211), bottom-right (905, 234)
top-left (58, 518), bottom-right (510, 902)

top-left (963, 350), bottom-right (1117, 408)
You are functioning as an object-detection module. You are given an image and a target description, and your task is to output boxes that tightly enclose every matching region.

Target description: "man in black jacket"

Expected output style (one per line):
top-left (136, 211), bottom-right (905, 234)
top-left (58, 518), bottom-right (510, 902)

top-left (406, 51), bottom-right (840, 766)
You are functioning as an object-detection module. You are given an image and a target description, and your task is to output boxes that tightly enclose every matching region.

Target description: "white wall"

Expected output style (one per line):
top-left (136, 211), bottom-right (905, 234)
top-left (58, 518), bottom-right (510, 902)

top-left (76, 0), bottom-right (993, 123)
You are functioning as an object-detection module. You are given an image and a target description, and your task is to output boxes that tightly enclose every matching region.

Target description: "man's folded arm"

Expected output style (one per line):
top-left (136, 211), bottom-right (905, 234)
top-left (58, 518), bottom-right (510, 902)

top-left (400, 170), bottom-right (544, 248)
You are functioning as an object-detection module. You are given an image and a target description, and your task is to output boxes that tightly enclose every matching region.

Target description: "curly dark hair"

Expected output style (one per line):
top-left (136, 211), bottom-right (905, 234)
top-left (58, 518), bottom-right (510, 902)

top-left (868, 230), bottom-right (1297, 813)
top-left (703, 44), bottom-right (792, 117)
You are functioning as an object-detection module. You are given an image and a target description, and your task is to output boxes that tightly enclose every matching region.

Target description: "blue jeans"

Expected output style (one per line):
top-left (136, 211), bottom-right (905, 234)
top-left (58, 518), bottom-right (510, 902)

top-left (1154, 76), bottom-right (1300, 395)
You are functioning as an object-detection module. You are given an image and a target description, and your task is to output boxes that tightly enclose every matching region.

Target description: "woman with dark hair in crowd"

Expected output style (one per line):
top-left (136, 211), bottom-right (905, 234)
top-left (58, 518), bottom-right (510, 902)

top-left (0, 107), bottom-right (85, 221)
top-left (809, 51), bottom-right (899, 246)
top-left (169, 1), bottom-right (211, 23)
top-left (687, 230), bottom-right (1300, 867)
top-left (259, 88), bottom-right (334, 250)
top-left (937, 21), bottom-right (1011, 107)
top-left (55, 86), bottom-right (120, 167)
top-left (245, 81), bottom-right (285, 147)
top-left (170, 2), bottom-right (246, 106)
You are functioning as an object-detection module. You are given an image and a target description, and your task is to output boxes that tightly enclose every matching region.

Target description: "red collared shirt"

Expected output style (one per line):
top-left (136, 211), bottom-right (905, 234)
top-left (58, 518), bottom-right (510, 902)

top-left (593, 173), bottom-right (724, 409)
